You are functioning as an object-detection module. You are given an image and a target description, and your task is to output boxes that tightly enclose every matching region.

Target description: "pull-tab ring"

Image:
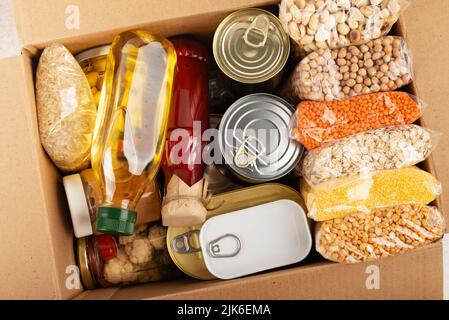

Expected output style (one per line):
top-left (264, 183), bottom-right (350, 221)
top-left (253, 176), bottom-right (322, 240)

top-left (171, 230), bottom-right (201, 254)
top-left (243, 14), bottom-right (270, 48)
top-left (234, 135), bottom-right (266, 169)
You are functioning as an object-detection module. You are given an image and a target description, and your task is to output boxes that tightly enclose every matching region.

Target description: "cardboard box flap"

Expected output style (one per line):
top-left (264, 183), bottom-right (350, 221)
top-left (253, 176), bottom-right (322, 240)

top-left (0, 55), bottom-right (80, 299)
top-left (402, 0), bottom-right (449, 219)
top-left (12, 0), bottom-right (275, 52)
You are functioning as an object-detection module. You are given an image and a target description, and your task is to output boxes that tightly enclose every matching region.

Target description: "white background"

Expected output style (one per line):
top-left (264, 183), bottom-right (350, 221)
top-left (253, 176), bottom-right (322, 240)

top-left (0, 0), bottom-right (20, 59)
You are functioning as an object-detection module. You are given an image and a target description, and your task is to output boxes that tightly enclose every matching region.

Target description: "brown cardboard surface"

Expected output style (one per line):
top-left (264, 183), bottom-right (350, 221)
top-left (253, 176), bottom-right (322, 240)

top-left (0, 55), bottom-right (81, 299)
top-left (77, 243), bottom-right (443, 300)
top-left (402, 0), bottom-right (449, 226)
top-left (12, 0), bottom-right (274, 53)
top-left (2, 0), bottom-right (447, 300)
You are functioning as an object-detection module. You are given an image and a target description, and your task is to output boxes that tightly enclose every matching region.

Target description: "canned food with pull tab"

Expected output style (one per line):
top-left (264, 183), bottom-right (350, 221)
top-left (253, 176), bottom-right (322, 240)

top-left (213, 8), bottom-right (290, 94)
top-left (166, 183), bottom-right (310, 280)
top-left (200, 199), bottom-right (312, 280)
top-left (218, 93), bottom-right (303, 183)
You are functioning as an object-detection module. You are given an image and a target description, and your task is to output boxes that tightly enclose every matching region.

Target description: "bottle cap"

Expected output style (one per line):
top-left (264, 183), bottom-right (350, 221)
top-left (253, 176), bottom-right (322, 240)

top-left (96, 207), bottom-right (137, 236)
top-left (63, 174), bottom-right (93, 238)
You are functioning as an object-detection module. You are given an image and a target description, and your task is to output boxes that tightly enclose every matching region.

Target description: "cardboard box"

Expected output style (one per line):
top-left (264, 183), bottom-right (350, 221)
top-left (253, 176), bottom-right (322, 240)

top-left (0, 0), bottom-right (447, 299)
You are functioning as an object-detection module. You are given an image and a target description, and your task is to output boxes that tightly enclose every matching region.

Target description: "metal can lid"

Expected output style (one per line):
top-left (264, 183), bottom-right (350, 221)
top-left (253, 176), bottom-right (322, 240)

top-left (166, 228), bottom-right (215, 280)
top-left (75, 44), bottom-right (111, 63)
top-left (213, 8), bottom-right (290, 84)
top-left (218, 94), bottom-right (303, 183)
top-left (76, 237), bottom-right (97, 290)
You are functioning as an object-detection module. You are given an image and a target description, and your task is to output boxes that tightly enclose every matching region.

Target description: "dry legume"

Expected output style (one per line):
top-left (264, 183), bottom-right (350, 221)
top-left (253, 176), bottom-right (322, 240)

top-left (280, 36), bottom-right (412, 103)
top-left (279, 0), bottom-right (409, 55)
top-left (291, 91), bottom-right (422, 150)
top-left (316, 204), bottom-right (445, 264)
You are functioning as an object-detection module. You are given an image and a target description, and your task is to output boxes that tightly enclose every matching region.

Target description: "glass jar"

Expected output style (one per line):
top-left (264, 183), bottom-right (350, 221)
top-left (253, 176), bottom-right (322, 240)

top-left (63, 168), bottom-right (161, 238)
top-left (75, 44), bottom-right (111, 107)
top-left (77, 222), bottom-right (177, 289)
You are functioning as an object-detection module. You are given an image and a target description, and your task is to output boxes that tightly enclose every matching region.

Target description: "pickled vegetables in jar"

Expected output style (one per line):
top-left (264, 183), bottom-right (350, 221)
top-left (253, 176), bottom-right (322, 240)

top-left (76, 44), bottom-right (111, 107)
top-left (91, 30), bottom-right (176, 236)
top-left (77, 223), bottom-right (178, 288)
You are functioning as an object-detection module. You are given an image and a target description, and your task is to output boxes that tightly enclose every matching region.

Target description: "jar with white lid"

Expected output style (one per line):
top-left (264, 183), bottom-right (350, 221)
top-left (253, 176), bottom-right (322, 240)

top-left (63, 168), bottom-right (161, 238)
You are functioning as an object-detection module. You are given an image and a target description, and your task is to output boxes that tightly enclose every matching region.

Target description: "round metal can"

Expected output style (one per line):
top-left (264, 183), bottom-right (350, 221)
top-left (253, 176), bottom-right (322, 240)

top-left (213, 8), bottom-right (290, 93)
top-left (166, 183), bottom-right (308, 280)
top-left (218, 93), bottom-right (303, 183)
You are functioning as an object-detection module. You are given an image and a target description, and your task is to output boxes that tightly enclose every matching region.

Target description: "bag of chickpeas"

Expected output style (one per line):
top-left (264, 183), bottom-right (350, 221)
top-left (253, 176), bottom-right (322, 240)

top-left (279, 36), bottom-right (413, 103)
top-left (279, 0), bottom-right (411, 56)
top-left (316, 204), bottom-right (445, 264)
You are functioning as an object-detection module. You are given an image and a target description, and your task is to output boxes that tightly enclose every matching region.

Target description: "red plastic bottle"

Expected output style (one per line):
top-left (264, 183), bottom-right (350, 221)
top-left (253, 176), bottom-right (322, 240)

top-left (161, 37), bottom-right (210, 227)
top-left (162, 38), bottom-right (209, 186)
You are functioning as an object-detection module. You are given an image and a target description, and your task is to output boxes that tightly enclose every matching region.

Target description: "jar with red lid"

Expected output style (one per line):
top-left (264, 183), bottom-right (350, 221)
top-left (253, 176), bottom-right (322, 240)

top-left (77, 222), bottom-right (177, 288)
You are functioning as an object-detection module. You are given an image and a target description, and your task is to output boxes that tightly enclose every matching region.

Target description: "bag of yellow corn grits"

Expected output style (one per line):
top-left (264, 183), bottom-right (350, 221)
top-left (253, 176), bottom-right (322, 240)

top-left (300, 166), bottom-right (441, 222)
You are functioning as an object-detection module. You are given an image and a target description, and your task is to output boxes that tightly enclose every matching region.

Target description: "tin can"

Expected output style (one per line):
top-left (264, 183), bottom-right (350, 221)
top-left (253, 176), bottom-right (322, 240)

top-left (166, 183), bottom-right (308, 280)
top-left (213, 8), bottom-right (290, 94)
top-left (75, 44), bottom-right (111, 106)
top-left (218, 93), bottom-right (303, 183)
top-left (200, 198), bottom-right (311, 279)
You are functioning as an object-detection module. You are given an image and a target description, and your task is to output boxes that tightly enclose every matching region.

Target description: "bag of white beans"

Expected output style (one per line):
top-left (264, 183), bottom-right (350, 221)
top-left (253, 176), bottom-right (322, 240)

top-left (279, 36), bottom-right (413, 103)
top-left (301, 125), bottom-right (440, 187)
top-left (279, 0), bottom-right (410, 56)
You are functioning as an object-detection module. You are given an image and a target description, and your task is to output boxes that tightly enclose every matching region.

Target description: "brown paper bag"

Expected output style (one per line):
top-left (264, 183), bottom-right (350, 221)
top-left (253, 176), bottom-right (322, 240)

top-left (161, 175), bottom-right (208, 227)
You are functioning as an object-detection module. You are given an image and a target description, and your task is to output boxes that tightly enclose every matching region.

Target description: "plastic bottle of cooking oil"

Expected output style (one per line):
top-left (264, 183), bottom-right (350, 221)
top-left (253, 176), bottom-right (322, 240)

top-left (91, 30), bottom-right (176, 235)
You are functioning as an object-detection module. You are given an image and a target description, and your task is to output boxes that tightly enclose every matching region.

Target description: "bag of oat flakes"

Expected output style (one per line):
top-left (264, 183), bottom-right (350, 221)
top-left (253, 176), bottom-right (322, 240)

top-left (301, 125), bottom-right (440, 188)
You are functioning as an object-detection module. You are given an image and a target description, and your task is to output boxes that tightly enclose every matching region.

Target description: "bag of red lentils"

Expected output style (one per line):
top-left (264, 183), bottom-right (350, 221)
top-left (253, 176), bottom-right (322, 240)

top-left (290, 91), bottom-right (425, 150)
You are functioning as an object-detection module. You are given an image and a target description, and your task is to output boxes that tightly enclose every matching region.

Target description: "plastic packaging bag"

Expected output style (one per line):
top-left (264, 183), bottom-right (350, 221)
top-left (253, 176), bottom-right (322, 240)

top-left (301, 166), bottom-right (442, 221)
top-left (302, 125), bottom-right (439, 187)
top-left (291, 91), bottom-right (423, 150)
top-left (279, 36), bottom-right (412, 104)
top-left (279, 0), bottom-right (410, 56)
top-left (36, 44), bottom-right (97, 172)
top-left (316, 204), bottom-right (445, 264)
